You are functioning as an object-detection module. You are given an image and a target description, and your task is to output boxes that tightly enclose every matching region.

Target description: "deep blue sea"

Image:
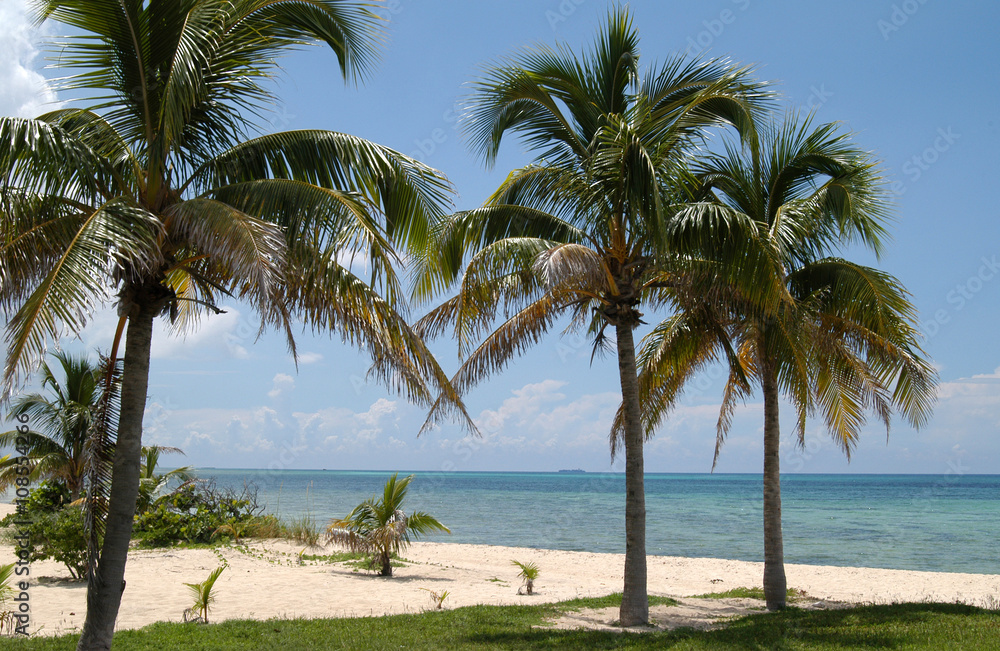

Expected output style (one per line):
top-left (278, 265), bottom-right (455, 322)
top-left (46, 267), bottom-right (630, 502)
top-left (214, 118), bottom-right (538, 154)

top-left (200, 470), bottom-right (1000, 575)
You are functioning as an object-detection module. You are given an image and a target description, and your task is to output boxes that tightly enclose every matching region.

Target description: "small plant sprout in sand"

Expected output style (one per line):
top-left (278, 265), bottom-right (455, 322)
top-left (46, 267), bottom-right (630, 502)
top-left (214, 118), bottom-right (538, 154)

top-left (183, 566), bottom-right (226, 624)
top-left (0, 563), bottom-right (17, 636)
top-left (326, 474), bottom-right (449, 577)
top-left (420, 588), bottom-right (450, 610)
top-left (512, 560), bottom-right (539, 595)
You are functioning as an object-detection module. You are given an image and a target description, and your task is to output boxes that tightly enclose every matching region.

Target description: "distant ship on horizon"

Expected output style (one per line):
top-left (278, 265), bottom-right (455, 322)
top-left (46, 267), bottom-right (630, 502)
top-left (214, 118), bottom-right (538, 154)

top-left (558, 468), bottom-right (586, 473)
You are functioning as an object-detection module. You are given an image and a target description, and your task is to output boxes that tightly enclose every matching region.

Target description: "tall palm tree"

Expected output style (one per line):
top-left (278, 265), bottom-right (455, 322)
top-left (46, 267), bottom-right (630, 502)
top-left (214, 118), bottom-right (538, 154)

top-left (633, 114), bottom-right (937, 610)
top-left (0, 351), bottom-right (104, 501)
top-left (326, 473), bottom-right (449, 576)
top-left (415, 7), bottom-right (772, 625)
top-left (0, 2), bottom-right (469, 647)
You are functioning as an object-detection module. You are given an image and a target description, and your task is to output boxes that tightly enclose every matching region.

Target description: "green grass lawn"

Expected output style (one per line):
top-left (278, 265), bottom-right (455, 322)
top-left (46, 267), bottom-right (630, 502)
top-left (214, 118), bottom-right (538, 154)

top-left (5, 598), bottom-right (998, 650)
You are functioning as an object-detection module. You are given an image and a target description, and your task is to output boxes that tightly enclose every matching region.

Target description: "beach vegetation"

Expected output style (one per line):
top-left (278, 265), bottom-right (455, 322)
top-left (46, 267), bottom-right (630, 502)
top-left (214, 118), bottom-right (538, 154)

top-left (512, 560), bottom-right (539, 595)
top-left (631, 114), bottom-right (937, 610)
top-left (414, 6), bottom-right (771, 626)
top-left (694, 586), bottom-right (810, 601)
top-left (420, 588), bottom-right (450, 610)
top-left (1, 482), bottom-right (91, 580)
top-left (134, 481), bottom-right (261, 547)
top-left (183, 566), bottom-right (226, 625)
top-left (0, 0), bottom-right (471, 645)
top-left (326, 473), bottom-right (450, 577)
top-left (244, 514), bottom-right (284, 540)
top-left (285, 514), bottom-right (323, 548)
top-left (0, 563), bottom-right (15, 636)
top-left (0, 351), bottom-right (106, 502)
top-left (136, 446), bottom-right (195, 514)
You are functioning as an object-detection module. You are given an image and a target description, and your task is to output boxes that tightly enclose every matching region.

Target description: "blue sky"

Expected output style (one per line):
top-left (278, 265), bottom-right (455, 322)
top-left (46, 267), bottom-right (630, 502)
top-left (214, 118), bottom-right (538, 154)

top-left (1, 0), bottom-right (998, 475)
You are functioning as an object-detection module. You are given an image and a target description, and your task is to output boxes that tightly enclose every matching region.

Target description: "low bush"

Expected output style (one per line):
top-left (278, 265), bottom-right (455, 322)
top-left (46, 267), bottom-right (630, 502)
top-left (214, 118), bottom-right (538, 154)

top-left (0, 483), bottom-right (90, 580)
top-left (133, 481), bottom-right (262, 547)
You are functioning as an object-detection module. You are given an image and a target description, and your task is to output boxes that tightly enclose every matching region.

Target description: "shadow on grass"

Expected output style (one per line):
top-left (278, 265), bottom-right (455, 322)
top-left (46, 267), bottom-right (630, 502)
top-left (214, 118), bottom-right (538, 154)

top-left (468, 602), bottom-right (1000, 650)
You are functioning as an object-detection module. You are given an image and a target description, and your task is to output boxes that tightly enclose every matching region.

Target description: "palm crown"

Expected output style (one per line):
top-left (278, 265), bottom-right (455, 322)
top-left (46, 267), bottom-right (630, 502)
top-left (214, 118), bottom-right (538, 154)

top-left (1, 0), bottom-right (461, 408)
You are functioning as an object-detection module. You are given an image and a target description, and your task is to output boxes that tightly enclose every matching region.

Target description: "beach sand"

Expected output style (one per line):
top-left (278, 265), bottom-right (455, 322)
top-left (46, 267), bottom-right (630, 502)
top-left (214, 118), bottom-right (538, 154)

top-left (2, 503), bottom-right (997, 637)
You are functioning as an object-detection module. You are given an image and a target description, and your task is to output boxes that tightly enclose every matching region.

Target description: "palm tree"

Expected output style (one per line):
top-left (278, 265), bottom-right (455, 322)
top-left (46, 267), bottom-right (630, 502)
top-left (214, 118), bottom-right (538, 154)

top-left (634, 114), bottom-right (937, 610)
top-left (136, 445), bottom-right (194, 513)
top-left (414, 7), bottom-right (771, 625)
top-left (0, 351), bottom-right (105, 501)
top-left (512, 559), bottom-right (539, 595)
top-left (183, 565), bottom-right (226, 624)
top-left (326, 473), bottom-right (449, 576)
top-left (0, 2), bottom-right (470, 647)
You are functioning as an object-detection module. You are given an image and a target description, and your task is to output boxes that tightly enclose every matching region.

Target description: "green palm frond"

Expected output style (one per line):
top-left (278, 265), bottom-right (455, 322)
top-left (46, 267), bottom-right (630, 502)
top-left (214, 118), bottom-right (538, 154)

top-left (643, 111), bottom-right (937, 466)
top-left (184, 565), bottom-right (226, 624)
top-left (2, 200), bottom-right (161, 397)
top-left (187, 130), bottom-right (451, 248)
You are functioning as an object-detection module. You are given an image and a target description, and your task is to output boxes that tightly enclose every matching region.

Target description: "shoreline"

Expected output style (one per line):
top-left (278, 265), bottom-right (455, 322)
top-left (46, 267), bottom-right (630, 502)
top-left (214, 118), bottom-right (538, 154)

top-left (1, 538), bottom-right (998, 637)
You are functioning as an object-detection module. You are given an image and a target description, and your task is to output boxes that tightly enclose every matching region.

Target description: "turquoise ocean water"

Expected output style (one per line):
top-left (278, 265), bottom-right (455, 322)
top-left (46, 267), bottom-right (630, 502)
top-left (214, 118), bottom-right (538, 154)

top-left (201, 470), bottom-right (999, 575)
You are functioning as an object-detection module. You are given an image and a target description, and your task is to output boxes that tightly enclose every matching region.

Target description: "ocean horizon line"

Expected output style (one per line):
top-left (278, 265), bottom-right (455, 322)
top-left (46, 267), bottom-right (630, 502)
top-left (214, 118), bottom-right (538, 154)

top-left (190, 467), bottom-right (999, 477)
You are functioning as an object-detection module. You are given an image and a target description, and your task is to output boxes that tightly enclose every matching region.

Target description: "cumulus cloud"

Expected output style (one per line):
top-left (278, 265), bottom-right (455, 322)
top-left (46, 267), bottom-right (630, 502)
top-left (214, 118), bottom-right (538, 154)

top-left (296, 352), bottom-right (324, 365)
top-left (268, 373), bottom-right (295, 399)
top-left (150, 307), bottom-right (253, 360)
top-left (0, 1), bottom-right (57, 118)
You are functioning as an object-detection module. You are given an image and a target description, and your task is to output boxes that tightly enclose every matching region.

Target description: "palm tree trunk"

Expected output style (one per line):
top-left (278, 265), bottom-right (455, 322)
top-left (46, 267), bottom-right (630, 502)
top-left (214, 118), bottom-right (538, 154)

top-left (761, 356), bottom-right (787, 611)
top-left (380, 550), bottom-right (392, 577)
top-left (77, 307), bottom-right (156, 650)
top-left (616, 322), bottom-right (649, 626)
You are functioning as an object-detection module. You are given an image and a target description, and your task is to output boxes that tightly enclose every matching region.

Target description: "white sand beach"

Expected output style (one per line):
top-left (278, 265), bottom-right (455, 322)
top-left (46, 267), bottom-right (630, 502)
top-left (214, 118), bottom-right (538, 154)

top-left (2, 503), bottom-right (997, 637)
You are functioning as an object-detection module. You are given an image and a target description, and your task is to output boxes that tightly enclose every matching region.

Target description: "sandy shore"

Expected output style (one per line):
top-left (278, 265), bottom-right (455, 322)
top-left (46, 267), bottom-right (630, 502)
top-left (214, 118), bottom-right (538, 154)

top-left (2, 503), bottom-right (997, 637)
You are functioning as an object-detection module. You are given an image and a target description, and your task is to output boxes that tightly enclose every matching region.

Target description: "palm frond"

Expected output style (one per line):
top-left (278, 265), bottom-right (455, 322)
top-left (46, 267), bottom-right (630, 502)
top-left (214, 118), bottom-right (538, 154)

top-left (81, 353), bottom-right (122, 582)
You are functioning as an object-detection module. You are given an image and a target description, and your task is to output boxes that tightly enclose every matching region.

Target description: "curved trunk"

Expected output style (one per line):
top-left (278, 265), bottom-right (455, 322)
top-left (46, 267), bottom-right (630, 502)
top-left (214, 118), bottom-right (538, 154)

top-left (761, 355), bottom-right (787, 611)
top-left (77, 306), bottom-right (156, 650)
top-left (616, 322), bottom-right (649, 626)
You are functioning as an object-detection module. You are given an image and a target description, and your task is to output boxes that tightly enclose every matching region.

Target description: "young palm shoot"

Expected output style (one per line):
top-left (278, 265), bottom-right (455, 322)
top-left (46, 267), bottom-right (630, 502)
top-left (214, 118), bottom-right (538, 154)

top-left (183, 566), bottom-right (226, 625)
top-left (327, 474), bottom-right (449, 576)
top-left (0, 563), bottom-right (14, 635)
top-left (512, 560), bottom-right (539, 595)
top-left (420, 587), bottom-right (450, 610)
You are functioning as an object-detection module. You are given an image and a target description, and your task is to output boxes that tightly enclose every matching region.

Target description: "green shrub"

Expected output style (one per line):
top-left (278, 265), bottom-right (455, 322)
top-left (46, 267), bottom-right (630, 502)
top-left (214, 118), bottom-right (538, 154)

top-left (20, 480), bottom-right (70, 513)
top-left (133, 481), bottom-right (261, 547)
top-left (1, 482), bottom-right (91, 580)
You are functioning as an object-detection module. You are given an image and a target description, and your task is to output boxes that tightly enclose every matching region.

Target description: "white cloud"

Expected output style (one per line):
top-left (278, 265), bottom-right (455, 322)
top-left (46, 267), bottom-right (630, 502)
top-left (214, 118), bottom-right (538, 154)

top-left (149, 307), bottom-right (253, 360)
top-left (0, 1), bottom-right (57, 118)
top-left (268, 373), bottom-right (295, 399)
top-left (296, 352), bottom-right (324, 365)
top-left (971, 366), bottom-right (1000, 380)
